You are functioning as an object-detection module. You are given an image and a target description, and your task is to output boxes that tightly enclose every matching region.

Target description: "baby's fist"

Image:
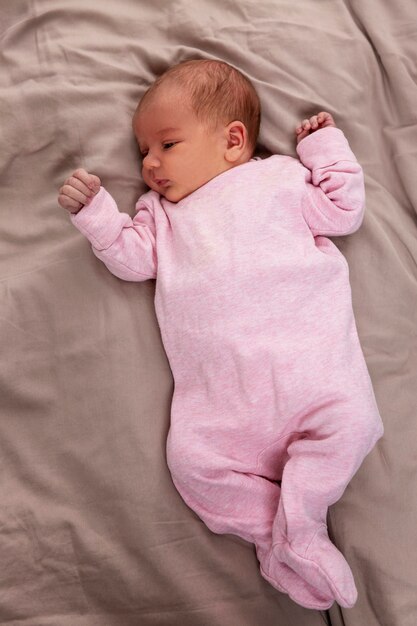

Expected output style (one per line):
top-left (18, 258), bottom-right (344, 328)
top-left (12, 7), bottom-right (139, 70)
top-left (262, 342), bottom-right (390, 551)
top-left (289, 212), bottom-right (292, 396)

top-left (58, 168), bottom-right (101, 214)
top-left (295, 112), bottom-right (336, 145)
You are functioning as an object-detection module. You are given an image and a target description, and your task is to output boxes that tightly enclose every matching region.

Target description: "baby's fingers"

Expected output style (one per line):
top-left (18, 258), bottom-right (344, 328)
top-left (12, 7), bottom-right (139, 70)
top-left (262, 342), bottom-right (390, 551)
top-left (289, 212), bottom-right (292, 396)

top-left (59, 182), bottom-right (89, 207)
top-left (72, 168), bottom-right (92, 190)
top-left (310, 115), bottom-right (323, 129)
top-left (300, 118), bottom-right (311, 131)
top-left (73, 168), bottom-right (101, 193)
top-left (317, 111), bottom-right (335, 127)
top-left (88, 174), bottom-right (101, 192)
top-left (58, 191), bottom-right (83, 213)
top-left (299, 117), bottom-right (319, 132)
top-left (65, 174), bottom-right (91, 198)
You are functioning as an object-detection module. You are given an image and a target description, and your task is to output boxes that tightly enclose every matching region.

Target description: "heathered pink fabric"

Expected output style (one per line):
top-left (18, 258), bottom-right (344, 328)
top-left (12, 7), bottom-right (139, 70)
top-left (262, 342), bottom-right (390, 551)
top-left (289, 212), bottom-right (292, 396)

top-left (70, 127), bottom-right (384, 610)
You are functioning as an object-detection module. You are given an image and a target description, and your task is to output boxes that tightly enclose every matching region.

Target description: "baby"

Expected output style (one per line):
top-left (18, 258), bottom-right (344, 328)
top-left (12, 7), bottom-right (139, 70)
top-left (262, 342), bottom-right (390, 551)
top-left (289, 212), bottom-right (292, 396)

top-left (58, 59), bottom-right (384, 610)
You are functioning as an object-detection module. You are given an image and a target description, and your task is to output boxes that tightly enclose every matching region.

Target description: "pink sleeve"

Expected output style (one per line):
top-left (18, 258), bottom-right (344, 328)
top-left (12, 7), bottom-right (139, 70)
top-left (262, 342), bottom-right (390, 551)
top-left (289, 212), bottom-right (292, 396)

top-left (70, 186), bottom-right (157, 281)
top-left (296, 127), bottom-right (365, 237)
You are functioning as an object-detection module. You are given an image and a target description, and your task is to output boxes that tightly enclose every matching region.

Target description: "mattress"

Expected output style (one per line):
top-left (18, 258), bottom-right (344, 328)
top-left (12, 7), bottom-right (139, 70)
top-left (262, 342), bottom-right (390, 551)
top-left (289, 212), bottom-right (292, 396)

top-left (1, 1), bottom-right (416, 624)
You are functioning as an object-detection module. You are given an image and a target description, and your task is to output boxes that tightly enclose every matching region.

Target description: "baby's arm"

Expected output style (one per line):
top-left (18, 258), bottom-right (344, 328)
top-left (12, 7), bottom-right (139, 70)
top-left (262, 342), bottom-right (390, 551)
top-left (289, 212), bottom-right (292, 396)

top-left (58, 169), bottom-right (157, 281)
top-left (294, 113), bottom-right (365, 237)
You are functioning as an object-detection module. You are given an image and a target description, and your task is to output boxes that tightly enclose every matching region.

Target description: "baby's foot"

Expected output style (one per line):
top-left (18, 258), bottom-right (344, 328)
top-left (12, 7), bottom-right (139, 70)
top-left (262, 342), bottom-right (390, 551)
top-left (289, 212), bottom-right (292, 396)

top-left (257, 544), bottom-right (335, 610)
top-left (273, 526), bottom-right (357, 608)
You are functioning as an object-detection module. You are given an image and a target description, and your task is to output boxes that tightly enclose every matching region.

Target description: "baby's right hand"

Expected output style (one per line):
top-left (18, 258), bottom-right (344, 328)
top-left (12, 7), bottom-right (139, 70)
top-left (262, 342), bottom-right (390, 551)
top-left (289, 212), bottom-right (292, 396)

top-left (58, 168), bottom-right (101, 213)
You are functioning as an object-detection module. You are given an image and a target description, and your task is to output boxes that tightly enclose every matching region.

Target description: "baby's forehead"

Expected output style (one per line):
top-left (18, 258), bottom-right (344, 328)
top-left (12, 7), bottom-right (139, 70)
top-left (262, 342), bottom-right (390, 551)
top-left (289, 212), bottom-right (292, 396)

top-left (134, 82), bottom-right (221, 137)
top-left (135, 92), bottom-right (196, 129)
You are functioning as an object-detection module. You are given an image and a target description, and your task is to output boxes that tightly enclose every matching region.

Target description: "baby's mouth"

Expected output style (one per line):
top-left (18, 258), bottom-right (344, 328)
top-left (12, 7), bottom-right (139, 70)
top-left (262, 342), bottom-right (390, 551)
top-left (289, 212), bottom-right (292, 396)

top-left (154, 179), bottom-right (170, 188)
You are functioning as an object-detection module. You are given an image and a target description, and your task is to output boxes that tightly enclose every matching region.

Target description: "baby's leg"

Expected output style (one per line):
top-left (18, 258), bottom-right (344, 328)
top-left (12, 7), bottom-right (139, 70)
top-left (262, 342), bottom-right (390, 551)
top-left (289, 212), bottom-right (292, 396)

top-left (166, 430), bottom-right (334, 609)
top-left (271, 396), bottom-right (383, 608)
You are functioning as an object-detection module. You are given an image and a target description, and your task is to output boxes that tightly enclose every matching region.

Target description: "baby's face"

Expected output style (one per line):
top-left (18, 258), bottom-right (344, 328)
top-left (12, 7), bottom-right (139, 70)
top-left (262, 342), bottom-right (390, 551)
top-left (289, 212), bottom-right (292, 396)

top-left (133, 90), bottom-right (231, 203)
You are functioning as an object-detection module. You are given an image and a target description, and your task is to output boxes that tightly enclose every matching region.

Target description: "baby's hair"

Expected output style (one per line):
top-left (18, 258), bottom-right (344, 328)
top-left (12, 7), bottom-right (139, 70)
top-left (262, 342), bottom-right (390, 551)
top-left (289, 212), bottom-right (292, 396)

top-left (136, 59), bottom-right (261, 155)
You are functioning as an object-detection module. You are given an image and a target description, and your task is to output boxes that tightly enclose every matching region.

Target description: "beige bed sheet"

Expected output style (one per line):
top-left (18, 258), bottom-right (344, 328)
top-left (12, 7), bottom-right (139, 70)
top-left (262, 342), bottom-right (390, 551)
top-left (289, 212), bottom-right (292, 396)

top-left (1, 1), bottom-right (416, 624)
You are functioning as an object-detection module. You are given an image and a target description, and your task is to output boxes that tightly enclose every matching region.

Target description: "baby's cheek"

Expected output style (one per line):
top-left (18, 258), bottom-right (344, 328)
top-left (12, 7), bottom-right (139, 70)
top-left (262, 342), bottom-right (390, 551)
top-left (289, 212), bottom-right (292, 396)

top-left (142, 168), bottom-right (151, 187)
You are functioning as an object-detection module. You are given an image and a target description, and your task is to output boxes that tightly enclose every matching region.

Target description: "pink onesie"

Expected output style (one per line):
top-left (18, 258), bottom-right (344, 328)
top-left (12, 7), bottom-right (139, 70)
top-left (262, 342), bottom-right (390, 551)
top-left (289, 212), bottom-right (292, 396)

top-left (70, 127), bottom-right (384, 610)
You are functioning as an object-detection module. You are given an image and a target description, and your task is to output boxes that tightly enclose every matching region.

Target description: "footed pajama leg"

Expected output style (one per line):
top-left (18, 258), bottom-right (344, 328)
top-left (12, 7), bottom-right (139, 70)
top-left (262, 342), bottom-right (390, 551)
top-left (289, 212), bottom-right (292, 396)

top-left (270, 398), bottom-right (383, 608)
top-left (166, 433), bottom-right (335, 609)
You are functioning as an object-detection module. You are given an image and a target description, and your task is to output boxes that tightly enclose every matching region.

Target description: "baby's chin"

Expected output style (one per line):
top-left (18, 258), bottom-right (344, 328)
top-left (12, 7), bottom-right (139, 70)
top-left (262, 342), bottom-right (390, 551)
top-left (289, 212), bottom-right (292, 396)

top-left (162, 176), bottom-right (221, 202)
top-left (160, 184), bottom-right (193, 204)
top-left (145, 180), bottom-right (183, 203)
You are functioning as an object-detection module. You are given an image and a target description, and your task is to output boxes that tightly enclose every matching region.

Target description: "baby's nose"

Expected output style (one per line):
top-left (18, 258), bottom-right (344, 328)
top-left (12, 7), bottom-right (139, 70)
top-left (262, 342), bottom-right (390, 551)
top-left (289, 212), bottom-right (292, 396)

top-left (143, 152), bottom-right (160, 168)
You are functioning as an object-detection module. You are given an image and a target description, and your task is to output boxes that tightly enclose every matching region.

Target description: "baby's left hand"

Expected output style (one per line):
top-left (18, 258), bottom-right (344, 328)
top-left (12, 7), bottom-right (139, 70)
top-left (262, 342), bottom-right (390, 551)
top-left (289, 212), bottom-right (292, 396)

top-left (295, 112), bottom-right (336, 145)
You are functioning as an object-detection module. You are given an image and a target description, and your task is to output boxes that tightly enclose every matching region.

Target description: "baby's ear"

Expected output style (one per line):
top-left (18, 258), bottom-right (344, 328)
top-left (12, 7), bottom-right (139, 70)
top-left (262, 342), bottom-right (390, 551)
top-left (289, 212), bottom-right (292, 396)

top-left (225, 121), bottom-right (248, 163)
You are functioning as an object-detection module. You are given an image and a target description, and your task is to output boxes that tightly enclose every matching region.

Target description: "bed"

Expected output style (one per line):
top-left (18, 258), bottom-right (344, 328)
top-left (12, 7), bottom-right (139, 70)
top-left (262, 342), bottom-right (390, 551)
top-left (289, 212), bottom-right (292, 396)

top-left (1, 1), bottom-right (416, 624)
